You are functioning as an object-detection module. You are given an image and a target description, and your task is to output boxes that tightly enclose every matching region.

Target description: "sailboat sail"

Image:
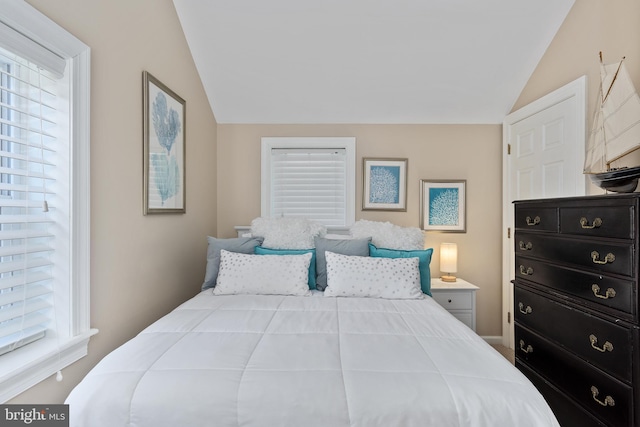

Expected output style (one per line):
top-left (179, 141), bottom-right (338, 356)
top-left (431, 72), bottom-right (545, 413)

top-left (584, 56), bottom-right (640, 174)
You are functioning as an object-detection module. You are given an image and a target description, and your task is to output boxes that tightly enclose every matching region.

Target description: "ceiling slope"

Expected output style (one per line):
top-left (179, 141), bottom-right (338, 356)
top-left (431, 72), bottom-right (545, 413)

top-left (173, 0), bottom-right (575, 124)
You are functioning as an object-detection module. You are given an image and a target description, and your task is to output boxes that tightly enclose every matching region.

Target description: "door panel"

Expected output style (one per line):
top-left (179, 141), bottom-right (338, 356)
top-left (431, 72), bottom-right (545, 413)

top-left (510, 96), bottom-right (578, 200)
top-left (502, 76), bottom-right (586, 349)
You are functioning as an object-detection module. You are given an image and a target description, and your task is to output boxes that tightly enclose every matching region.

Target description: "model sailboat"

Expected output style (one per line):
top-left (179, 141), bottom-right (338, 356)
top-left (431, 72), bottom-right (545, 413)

top-left (584, 53), bottom-right (640, 192)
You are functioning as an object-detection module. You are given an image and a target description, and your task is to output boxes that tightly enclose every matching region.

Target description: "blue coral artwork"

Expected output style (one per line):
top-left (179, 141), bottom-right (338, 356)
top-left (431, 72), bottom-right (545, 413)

top-left (428, 187), bottom-right (459, 226)
top-left (369, 166), bottom-right (400, 204)
top-left (144, 71), bottom-right (185, 214)
top-left (152, 92), bottom-right (181, 156)
top-left (151, 91), bottom-right (181, 206)
top-left (420, 180), bottom-right (466, 232)
top-left (363, 158), bottom-right (407, 211)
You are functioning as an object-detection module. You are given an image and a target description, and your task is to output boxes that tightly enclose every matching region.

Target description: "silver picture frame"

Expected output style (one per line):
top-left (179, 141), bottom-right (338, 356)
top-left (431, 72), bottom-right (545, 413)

top-left (419, 179), bottom-right (466, 232)
top-left (143, 71), bottom-right (186, 214)
top-left (362, 158), bottom-right (408, 211)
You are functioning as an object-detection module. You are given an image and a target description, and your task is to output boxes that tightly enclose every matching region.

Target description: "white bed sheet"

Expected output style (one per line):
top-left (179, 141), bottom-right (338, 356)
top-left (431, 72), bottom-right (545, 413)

top-left (66, 291), bottom-right (559, 427)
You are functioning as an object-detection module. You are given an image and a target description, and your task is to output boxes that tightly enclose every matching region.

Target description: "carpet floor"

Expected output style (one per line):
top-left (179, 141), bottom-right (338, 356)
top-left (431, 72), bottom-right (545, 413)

top-left (491, 344), bottom-right (515, 365)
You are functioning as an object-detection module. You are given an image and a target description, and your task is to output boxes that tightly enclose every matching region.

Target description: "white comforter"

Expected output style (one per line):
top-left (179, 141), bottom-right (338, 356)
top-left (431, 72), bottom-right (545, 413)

top-left (66, 291), bottom-right (559, 427)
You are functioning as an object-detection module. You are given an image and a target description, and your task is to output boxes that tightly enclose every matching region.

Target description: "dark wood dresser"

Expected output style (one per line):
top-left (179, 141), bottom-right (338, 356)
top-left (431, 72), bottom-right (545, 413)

top-left (514, 194), bottom-right (640, 427)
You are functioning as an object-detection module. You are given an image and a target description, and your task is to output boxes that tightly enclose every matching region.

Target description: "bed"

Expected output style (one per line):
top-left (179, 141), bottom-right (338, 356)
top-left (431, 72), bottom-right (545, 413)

top-left (65, 220), bottom-right (559, 426)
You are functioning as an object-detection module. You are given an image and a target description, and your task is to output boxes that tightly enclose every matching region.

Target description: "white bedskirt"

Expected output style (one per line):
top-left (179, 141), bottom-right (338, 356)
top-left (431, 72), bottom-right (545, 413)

top-left (66, 291), bottom-right (559, 427)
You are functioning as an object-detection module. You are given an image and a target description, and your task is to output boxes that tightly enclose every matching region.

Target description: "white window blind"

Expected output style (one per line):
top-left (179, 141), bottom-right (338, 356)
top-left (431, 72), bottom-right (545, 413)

top-left (0, 1), bottom-right (93, 403)
top-left (0, 46), bottom-right (57, 356)
top-left (270, 148), bottom-right (347, 226)
top-left (0, 21), bottom-right (66, 78)
top-left (261, 137), bottom-right (356, 228)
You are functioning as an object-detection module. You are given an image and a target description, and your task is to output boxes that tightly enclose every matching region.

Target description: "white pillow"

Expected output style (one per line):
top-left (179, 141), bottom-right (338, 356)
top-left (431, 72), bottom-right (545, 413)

top-left (324, 251), bottom-right (424, 299)
top-left (250, 217), bottom-right (327, 249)
top-left (213, 250), bottom-right (312, 296)
top-left (350, 219), bottom-right (425, 250)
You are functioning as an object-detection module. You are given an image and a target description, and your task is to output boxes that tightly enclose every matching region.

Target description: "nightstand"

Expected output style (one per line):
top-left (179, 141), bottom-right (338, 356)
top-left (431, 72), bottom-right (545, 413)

top-left (430, 278), bottom-right (479, 331)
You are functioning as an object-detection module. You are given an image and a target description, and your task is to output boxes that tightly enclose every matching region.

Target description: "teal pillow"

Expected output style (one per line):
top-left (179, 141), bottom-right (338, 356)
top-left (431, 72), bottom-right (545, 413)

top-left (255, 247), bottom-right (317, 290)
top-left (369, 244), bottom-right (433, 296)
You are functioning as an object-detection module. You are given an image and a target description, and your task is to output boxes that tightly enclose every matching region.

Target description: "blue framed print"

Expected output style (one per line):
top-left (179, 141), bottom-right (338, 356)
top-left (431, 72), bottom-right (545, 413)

top-left (420, 179), bottom-right (466, 232)
top-left (363, 158), bottom-right (407, 211)
top-left (143, 71), bottom-right (186, 214)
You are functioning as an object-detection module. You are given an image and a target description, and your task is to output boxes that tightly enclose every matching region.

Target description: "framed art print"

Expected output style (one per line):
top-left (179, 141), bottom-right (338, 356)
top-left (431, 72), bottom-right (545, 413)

top-left (143, 71), bottom-right (186, 214)
top-left (420, 179), bottom-right (466, 232)
top-left (362, 158), bottom-right (407, 211)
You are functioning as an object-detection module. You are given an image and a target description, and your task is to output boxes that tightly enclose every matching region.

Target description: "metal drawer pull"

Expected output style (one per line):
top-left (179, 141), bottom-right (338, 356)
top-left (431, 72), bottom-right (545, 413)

top-left (519, 265), bottom-right (533, 276)
top-left (591, 251), bottom-right (615, 265)
top-left (591, 284), bottom-right (616, 299)
top-left (518, 241), bottom-right (533, 251)
top-left (589, 334), bottom-right (614, 353)
top-left (580, 217), bottom-right (603, 229)
top-left (518, 302), bottom-right (532, 315)
top-left (591, 386), bottom-right (615, 407)
top-left (526, 216), bottom-right (540, 226)
top-left (519, 340), bottom-right (533, 354)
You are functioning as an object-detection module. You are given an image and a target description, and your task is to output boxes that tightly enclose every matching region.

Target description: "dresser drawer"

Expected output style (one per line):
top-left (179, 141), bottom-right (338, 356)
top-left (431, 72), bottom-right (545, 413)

top-left (514, 256), bottom-right (635, 318)
top-left (516, 326), bottom-right (632, 427)
top-left (516, 233), bottom-right (634, 277)
top-left (559, 204), bottom-right (635, 239)
top-left (514, 285), bottom-right (633, 381)
top-left (517, 360), bottom-right (607, 427)
top-left (515, 206), bottom-right (558, 232)
top-left (431, 290), bottom-right (473, 310)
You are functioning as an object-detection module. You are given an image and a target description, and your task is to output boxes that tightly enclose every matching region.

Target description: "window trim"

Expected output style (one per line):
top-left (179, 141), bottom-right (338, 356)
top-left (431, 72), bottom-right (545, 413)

top-left (0, 2), bottom-right (95, 402)
top-left (261, 137), bottom-right (356, 230)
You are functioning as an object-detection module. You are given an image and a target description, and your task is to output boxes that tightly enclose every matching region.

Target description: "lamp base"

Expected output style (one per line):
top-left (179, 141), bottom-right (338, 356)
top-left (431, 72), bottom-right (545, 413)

top-left (441, 275), bottom-right (457, 283)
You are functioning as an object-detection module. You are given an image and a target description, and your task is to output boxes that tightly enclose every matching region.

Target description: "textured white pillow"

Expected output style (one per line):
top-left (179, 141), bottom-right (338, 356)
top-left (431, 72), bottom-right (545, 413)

top-left (250, 217), bottom-right (327, 249)
top-left (324, 251), bottom-right (423, 299)
top-left (213, 250), bottom-right (312, 296)
top-left (350, 219), bottom-right (425, 250)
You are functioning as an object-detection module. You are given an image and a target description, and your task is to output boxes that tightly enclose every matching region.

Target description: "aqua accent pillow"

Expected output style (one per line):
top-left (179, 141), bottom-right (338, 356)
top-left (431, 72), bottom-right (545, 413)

top-left (255, 247), bottom-right (317, 289)
top-left (369, 244), bottom-right (433, 296)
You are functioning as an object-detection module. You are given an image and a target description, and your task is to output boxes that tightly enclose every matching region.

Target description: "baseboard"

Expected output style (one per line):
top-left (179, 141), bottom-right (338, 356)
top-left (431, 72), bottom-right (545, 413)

top-left (481, 336), bottom-right (503, 345)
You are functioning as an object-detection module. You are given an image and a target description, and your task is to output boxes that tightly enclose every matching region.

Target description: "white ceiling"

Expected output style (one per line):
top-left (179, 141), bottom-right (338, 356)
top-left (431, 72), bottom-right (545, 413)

top-left (173, 0), bottom-right (575, 124)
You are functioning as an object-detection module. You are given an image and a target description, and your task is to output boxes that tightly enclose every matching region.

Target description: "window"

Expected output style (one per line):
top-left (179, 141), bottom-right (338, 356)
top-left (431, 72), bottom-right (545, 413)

top-left (261, 137), bottom-right (355, 230)
top-left (0, 3), bottom-right (93, 402)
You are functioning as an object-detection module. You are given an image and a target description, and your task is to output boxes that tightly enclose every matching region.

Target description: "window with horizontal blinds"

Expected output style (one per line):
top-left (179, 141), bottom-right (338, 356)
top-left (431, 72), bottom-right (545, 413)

top-left (0, 1), bottom-right (92, 402)
top-left (270, 148), bottom-right (347, 226)
top-left (0, 46), bottom-right (57, 356)
top-left (261, 137), bottom-right (356, 228)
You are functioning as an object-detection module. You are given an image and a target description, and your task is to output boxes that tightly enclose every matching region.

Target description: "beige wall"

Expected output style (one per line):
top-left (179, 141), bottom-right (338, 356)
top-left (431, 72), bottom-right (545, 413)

top-left (217, 124), bottom-right (503, 337)
top-left (11, 0), bottom-right (218, 403)
top-left (512, 0), bottom-right (640, 173)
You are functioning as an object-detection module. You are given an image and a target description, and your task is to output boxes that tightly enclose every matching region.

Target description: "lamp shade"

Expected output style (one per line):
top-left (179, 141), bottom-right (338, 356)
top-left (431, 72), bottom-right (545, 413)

top-left (440, 243), bottom-right (457, 282)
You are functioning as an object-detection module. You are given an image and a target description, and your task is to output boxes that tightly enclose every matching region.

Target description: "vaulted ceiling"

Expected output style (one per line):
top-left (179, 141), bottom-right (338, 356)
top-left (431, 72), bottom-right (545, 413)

top-left (173, 0), bottom-right (575, 124)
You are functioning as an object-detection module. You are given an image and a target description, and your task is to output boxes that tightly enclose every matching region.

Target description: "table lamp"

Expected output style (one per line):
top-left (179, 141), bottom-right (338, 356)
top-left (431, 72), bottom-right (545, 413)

top-left (440, 243), bottom-right (457, 282)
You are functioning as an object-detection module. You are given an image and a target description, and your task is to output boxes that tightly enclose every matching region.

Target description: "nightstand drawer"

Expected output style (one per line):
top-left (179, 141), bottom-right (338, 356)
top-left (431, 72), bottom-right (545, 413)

top-left (430, 279), bottom-right (478, 332)
top-left (431, 291), bottom-right (473, 310)
top-left (447, 311), bottom-right (474, 329)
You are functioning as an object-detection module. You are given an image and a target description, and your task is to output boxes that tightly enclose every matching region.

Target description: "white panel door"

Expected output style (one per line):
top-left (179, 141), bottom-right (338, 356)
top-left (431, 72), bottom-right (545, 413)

top-left (502, 76), bottom-right (586, 349)
top-left (511, 97), bottom-right (579, 199)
